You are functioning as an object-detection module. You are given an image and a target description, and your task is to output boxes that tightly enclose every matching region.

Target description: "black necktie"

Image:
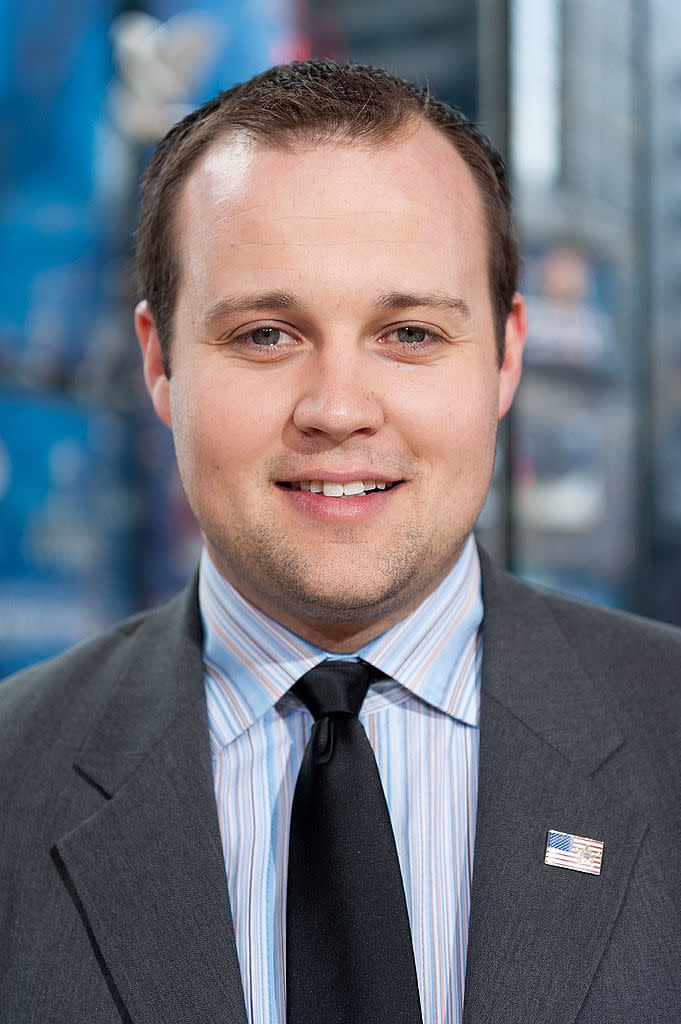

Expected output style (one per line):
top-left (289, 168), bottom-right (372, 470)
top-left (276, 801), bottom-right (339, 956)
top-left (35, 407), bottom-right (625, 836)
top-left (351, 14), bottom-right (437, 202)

top-left (286, 659), bottom-right (423, 1024)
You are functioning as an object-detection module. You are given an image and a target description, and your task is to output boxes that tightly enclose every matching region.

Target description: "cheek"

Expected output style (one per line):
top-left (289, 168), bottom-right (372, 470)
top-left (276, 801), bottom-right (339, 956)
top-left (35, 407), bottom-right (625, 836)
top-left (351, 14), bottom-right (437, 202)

top-left (169, 373), bottom-right (282, 481)
top-left (168, 380), bottom-right (227, 482)
top-left (411, 373), bottom-right (499, 459)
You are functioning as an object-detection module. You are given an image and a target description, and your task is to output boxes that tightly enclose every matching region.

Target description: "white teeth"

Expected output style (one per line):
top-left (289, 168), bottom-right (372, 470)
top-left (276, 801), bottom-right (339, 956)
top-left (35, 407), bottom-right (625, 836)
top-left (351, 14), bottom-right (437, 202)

top-left (342, 481), bottom-right (365, 496)
top-left (289, 479), bottom-right (396, 495)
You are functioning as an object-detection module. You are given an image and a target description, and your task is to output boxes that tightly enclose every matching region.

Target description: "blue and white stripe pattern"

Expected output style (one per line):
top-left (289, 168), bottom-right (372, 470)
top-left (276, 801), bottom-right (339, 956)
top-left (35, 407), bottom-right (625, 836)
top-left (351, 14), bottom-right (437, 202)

top-left (200, 534), bottom-right (483, 1024)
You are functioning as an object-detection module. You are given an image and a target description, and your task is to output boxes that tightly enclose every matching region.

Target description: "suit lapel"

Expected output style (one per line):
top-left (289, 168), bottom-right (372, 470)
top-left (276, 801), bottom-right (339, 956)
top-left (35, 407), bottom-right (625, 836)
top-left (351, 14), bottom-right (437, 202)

top-left (463, 555), bottom-right (647, 1024)
top-left (52, 583), bottom-right (248, 1024)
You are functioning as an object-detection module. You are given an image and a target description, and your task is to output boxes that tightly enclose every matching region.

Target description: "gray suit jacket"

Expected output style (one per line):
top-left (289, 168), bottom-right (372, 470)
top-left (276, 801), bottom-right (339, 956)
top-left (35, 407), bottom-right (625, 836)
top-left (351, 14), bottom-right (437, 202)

top-left (1, 552), bottom-right (680, 1023)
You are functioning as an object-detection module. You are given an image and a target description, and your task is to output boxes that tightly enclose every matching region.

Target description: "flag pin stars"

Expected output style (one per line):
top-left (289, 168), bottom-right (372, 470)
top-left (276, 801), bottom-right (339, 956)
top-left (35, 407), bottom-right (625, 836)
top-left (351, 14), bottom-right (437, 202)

top-left (545, 830), bottom-right (604, 875)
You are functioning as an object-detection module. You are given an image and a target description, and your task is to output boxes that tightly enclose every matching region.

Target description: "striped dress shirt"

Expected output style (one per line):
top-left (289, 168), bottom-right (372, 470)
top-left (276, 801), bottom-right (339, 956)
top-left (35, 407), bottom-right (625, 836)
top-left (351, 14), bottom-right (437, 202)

top-left (199, 534), bottom-right (483, 1024)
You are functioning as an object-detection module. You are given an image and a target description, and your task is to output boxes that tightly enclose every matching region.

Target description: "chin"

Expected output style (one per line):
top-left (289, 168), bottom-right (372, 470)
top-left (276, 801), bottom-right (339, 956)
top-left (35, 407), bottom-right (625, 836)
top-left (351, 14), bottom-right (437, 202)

top-left (271, 562), bottom-right (434, 630)
top-left (286, 580), bottom-right (398, 620)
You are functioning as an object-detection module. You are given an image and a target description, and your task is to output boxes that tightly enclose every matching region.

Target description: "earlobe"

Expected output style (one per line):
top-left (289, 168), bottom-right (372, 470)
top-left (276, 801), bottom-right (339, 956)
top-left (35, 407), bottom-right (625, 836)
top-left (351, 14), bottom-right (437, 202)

top-left (498, 292), bottom-right (528, 420)
top-left (135, 300), bottom-right (172, 428)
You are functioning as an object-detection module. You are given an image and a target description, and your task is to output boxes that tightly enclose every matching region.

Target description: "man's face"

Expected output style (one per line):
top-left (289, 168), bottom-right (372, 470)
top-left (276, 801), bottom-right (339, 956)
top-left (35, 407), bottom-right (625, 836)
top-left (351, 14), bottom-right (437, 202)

top-left (137, 123), bottom-right (526, 649)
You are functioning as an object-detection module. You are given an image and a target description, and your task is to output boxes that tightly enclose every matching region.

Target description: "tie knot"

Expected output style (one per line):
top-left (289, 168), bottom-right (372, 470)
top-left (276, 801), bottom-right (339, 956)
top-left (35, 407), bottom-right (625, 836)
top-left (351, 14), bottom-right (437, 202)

top-left (292, 659), bottom-right (374, 720)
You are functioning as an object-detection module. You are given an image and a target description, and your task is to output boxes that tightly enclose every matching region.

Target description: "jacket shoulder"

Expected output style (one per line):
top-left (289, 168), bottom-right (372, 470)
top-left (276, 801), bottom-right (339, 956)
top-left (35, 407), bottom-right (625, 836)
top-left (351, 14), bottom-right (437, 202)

top-left (482, 551), bottom-right (681, 658)
top-left (535, 579), bottom-right (681, 675)
top-left (483, 553), bottom-right (681, 727)
top-left (541, 584), bottom-right (681, 722)
top-left (0, 586), bottom-right (196, 769)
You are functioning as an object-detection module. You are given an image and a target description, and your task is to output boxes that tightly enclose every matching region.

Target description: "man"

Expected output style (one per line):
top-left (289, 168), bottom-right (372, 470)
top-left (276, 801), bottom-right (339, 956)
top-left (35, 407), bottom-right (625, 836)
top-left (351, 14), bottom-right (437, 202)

top-left (1, 60), bottom-right (680, 1024)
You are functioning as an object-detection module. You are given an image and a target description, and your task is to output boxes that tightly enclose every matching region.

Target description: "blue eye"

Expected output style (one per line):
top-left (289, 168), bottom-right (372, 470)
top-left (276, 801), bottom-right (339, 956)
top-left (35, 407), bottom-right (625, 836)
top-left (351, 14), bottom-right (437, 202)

top-left (251, 327), bottom-right (281, 346)
top-left (396, 326), bottom-right (428, 344)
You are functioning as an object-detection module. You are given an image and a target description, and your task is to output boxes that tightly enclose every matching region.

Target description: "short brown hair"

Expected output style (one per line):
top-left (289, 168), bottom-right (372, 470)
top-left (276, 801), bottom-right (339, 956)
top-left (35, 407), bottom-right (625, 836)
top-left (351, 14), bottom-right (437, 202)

top-left (136, 59), bottom-right (519, 374)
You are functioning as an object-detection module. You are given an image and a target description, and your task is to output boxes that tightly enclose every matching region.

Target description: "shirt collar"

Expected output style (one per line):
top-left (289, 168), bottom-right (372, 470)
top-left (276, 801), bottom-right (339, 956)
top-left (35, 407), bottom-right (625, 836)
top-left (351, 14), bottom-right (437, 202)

top-left (200, 535), bottom-right (483, 749)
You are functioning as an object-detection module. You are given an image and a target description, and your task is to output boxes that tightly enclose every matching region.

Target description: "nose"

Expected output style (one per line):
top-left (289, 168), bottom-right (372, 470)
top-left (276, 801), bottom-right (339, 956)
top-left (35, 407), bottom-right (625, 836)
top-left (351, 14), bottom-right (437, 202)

top-left (292, 344), bottom-right (384, 441)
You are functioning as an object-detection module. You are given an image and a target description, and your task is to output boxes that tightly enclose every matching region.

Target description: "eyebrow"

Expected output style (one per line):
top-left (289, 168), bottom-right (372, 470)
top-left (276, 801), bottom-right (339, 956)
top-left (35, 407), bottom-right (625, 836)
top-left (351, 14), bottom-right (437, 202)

top-left (203, 288), bottom-right (472, 328)
top-left (373, 291), bottom-right (472, 322)
top-left (203, 290), bottom-right (304, 327)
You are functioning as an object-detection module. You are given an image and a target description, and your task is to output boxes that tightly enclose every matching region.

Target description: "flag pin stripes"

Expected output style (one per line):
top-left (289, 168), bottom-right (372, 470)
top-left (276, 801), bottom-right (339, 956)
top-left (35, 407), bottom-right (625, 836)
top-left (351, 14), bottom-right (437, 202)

top-left (544, 830), bottom-right (604, 875)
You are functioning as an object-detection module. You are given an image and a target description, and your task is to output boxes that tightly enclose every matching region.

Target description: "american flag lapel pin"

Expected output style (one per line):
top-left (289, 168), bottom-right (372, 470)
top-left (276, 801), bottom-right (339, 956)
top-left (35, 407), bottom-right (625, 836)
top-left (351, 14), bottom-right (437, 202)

top-left (545, 829), bottom-right (604, 875)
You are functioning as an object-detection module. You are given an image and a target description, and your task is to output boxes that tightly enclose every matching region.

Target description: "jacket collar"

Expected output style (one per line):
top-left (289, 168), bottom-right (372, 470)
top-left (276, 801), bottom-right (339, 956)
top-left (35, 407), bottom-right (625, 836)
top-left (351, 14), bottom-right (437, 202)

top-left (478, 548), bottom-right (623, 772)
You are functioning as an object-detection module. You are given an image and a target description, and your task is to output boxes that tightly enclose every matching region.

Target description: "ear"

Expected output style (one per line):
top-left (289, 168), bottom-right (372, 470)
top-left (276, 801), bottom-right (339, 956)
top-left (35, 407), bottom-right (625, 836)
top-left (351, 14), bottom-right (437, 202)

top-left (498, 292), bottom-right (527, 421)
top-left (135, 300), bottom-right (172, 428)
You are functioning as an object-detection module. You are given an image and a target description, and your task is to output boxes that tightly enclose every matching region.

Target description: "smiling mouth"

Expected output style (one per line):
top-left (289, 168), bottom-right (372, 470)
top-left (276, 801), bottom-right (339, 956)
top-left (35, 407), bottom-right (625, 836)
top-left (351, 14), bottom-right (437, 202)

top-left (278, 480), bottom-right (403, 497)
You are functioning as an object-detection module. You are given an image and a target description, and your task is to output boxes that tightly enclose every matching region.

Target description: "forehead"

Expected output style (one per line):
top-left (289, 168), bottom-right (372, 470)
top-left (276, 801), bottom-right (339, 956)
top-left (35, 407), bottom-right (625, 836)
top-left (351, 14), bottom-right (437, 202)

top-left (182, 123), bottom-right (484, 231)
top-left (175, 124), bottom-right (490, 303)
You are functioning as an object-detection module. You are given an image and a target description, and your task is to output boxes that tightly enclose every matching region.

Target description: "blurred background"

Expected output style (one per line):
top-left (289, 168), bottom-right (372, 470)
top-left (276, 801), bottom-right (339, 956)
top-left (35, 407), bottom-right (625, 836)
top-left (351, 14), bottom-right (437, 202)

top-left (1, 0), bottom-right (680, 677)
